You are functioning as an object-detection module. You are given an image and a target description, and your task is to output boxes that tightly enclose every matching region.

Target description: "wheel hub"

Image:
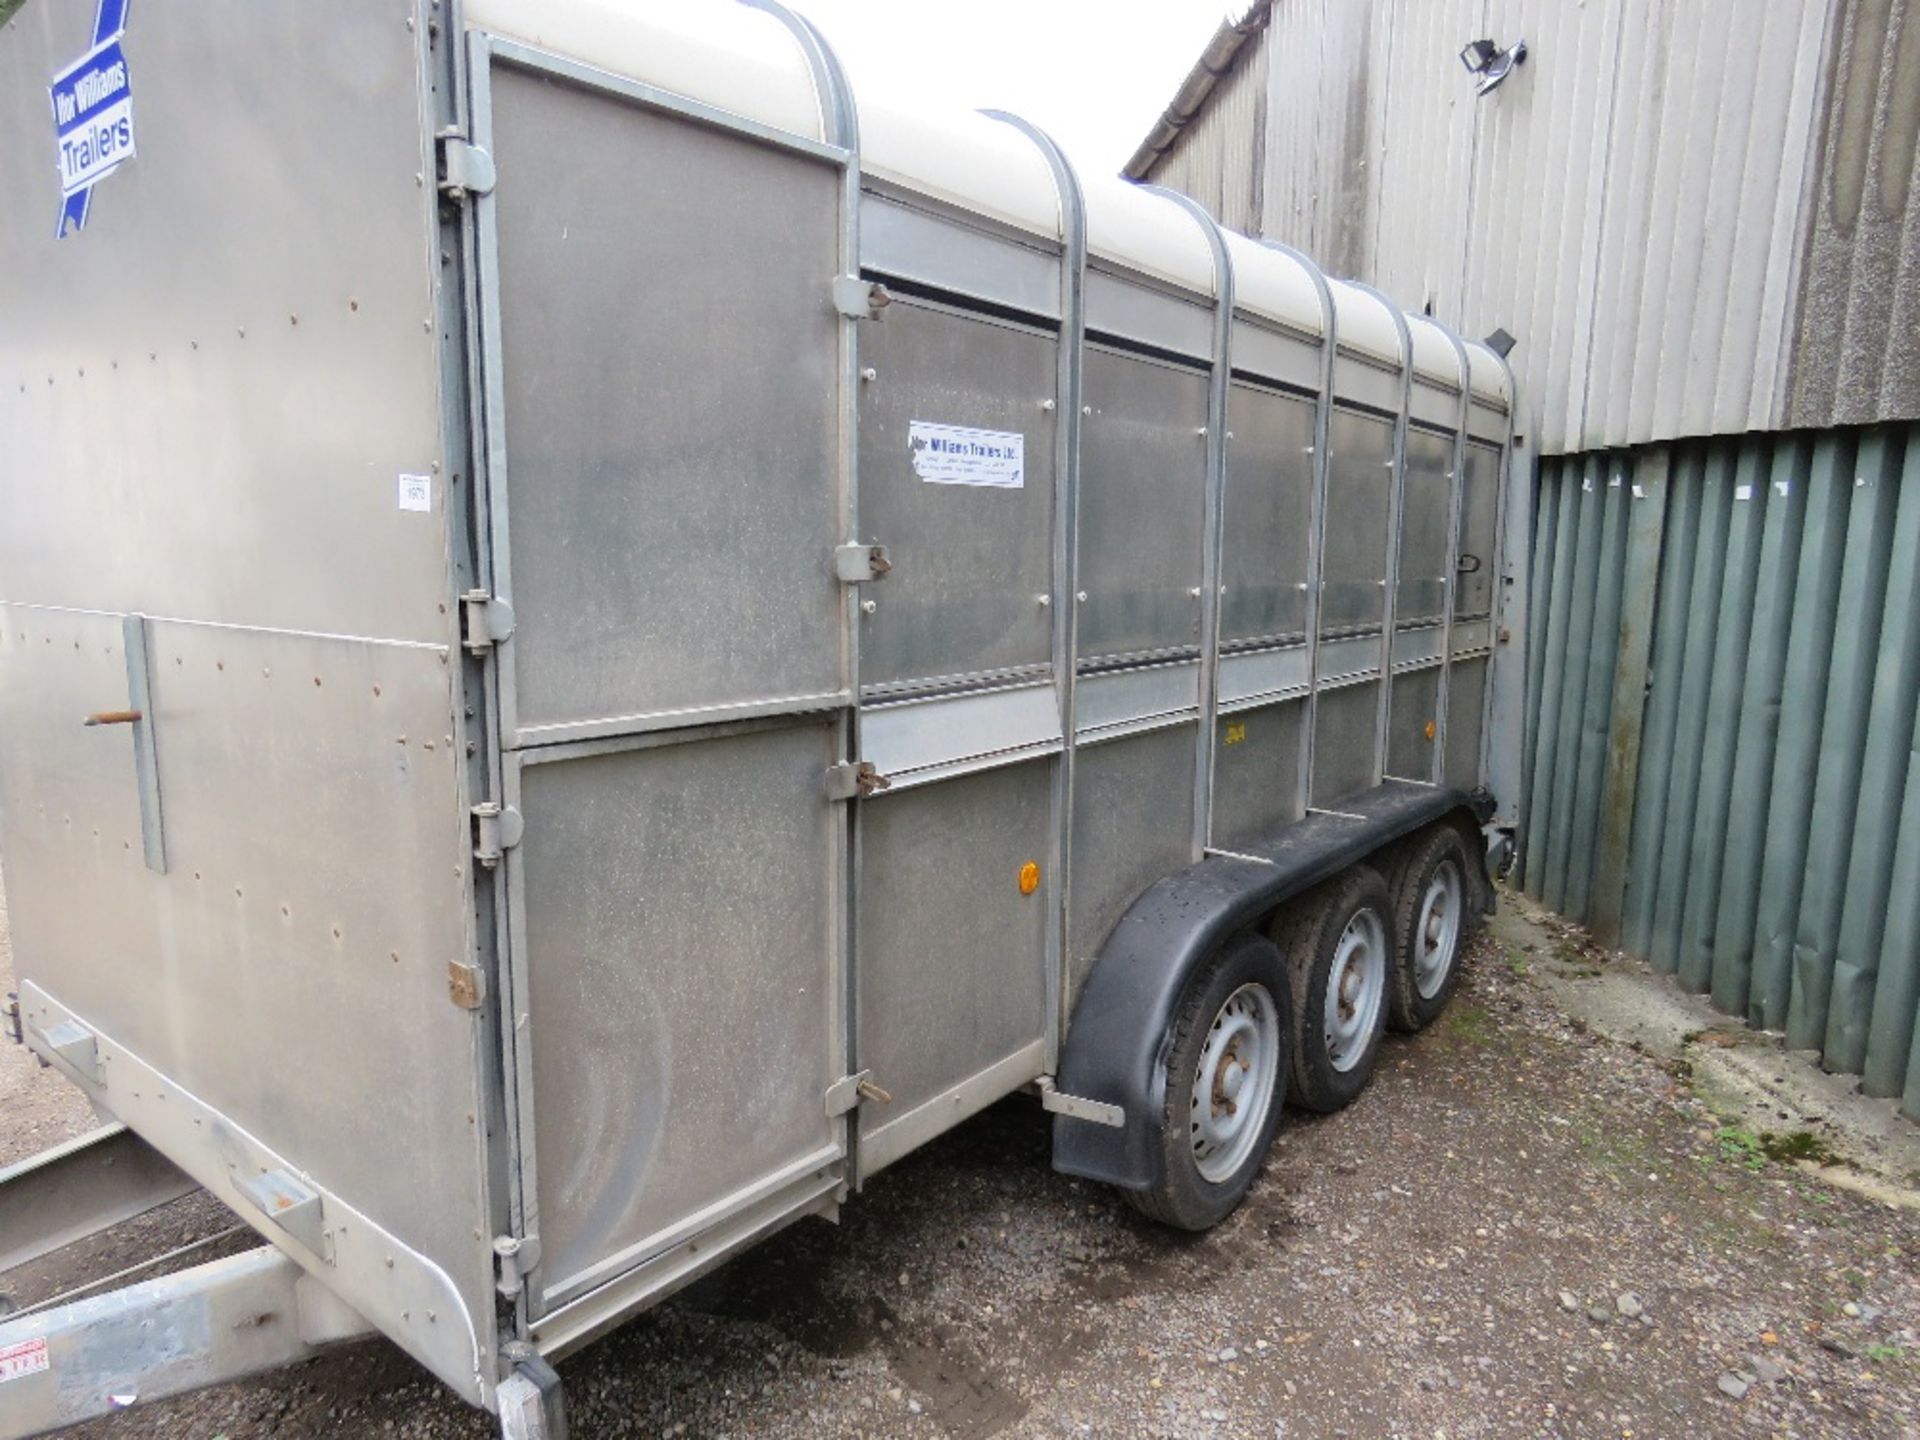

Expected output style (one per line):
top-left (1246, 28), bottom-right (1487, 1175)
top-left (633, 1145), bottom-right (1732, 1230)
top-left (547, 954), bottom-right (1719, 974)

top-left (1190, 983), bottom-right (1281, 1183)
top-left (1414, 860), bottom-right (1463, 1000)
top-left (1323, 908), bottom-right (1386, 1073)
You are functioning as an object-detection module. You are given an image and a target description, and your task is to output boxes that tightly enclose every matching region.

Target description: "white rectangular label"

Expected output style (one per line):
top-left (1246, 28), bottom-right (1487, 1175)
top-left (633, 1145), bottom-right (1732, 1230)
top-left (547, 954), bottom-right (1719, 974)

top-left (397, 474), bottom-right (432, 513)
top-left (1734, 483), bottom-right (1754, 501)
top-left (909, 421), bottom-right (1024, 489)
top-left (0, 1337), bottom-right (50, 1385)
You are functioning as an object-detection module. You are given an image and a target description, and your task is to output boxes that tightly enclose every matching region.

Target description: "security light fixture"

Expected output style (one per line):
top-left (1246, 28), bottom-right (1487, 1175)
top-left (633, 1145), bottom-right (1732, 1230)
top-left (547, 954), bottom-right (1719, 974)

top-left (1459, 37), bottom-right (1528, 96)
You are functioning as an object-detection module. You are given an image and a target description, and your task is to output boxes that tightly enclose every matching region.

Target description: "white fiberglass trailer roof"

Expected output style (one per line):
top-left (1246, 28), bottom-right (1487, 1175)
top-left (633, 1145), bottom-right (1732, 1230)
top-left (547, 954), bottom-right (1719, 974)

top-left (464, 0), bottom-right (1509, 406)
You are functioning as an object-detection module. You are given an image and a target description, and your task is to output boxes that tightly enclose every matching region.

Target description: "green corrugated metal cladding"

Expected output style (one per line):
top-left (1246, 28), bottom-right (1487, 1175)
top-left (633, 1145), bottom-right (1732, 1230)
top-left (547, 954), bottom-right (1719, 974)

top-left (1521, 424), bottom-right (1920, 1119)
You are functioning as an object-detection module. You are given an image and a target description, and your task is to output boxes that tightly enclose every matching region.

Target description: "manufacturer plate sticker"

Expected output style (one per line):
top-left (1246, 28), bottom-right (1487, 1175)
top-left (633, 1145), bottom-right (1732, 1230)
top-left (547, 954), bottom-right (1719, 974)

top-left (908, 421), bottom-right (1024, 490)
top-left (49, 0), bottom-right (136, 238)
top-left (0, 1337), bottom-right (50, 1385)
top-left (397, 474), bottom-right (432, 513)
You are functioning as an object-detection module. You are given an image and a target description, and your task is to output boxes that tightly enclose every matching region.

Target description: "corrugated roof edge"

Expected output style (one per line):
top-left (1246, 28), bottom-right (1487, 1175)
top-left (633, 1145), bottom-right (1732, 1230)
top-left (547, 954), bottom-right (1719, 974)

top-left (1121, 2), bottom-right (1273, 183)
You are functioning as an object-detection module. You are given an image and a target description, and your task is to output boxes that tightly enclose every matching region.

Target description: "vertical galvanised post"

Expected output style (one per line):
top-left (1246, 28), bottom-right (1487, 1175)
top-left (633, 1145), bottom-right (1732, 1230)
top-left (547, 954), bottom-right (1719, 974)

top-left (1478, 358), bottom-right (1523, 806)
top-left (1352, 284), bottom-right (1412, 791)
top-left (1258, 240), bottom-right (1337, 820)
top-left (1429, 324), bottom-right (1475, 786)
top-left (985, 110), bottom-right (1086, 1069)
top-left (1143, 187), bottom-right (1234, 860)
top-left (1518, 454), bottom-right (1562, 872)
top-left (743, 0), bottom-right (865, 1161)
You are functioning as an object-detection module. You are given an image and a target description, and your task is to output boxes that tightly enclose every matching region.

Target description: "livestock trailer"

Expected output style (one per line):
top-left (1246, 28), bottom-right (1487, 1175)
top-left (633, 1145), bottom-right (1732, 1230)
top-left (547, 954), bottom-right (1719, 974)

top-left (0, 1), bottom-right (1524, 1433)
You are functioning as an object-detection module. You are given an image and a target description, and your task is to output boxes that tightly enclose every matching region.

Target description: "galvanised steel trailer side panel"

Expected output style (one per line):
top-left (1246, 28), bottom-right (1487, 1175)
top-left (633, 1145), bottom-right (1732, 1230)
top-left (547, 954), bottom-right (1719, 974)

top-left (0, 0), bottom-right (495, 1403)
top-left (464, 27), bottom-right (862, 1338)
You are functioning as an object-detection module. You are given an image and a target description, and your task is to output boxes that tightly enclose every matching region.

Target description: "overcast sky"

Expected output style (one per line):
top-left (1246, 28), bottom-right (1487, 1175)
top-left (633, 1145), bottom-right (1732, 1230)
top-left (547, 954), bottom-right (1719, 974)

top-left (787, 1), bottom-right (1228, 178)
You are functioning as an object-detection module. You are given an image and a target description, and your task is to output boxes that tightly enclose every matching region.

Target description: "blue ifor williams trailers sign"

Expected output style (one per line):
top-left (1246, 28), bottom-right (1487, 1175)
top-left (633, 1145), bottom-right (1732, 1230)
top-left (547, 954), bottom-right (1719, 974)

top-left (49, 0), bottom-right (135, 237)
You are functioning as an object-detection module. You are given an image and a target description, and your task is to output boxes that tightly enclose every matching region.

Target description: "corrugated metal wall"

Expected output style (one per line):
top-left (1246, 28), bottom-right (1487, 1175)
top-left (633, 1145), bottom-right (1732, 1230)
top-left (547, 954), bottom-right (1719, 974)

top-left (1522, 424), bottom-right (1920, 1118)
top-left (1790, 0), bottom-right (1920, 427)
top-left (1140, 19), bottom-right (1269, 235)
top-left (1143, 0), bottom-right (1920, 457)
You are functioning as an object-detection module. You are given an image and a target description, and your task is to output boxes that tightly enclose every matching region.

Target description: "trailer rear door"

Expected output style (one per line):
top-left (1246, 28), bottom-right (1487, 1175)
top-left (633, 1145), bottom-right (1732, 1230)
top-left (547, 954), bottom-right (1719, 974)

top-left (466, 38), bottom-right (854, 1321)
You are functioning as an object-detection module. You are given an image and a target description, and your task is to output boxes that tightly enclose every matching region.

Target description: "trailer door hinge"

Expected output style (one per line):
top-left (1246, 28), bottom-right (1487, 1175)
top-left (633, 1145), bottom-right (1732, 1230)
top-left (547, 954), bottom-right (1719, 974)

top-left (461, 590), bottom-right (515, 654)
top-left (1034, 1076), bottom-right (1124, 1128)
top-left (833, 542), bottom-right (891, 582)
top-left (472, 802), bottom-right (524, 867)
top-left (832, 275), bottom-right (892, 320)
top-left (493, 1233), bottom-right (542, 1300)
top-left (3, 992), bottom-right (20, 1047)
top-left (824, 761), bottom-right (890, 801)
top-left (437, 133), bottom-right (497, 198)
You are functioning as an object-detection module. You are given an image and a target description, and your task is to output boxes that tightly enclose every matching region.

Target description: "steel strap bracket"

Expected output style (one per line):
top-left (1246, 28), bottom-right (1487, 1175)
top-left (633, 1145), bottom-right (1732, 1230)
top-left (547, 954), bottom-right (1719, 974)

top-left (833, 542), bottom-right (891, 583)
top-left (37, 1019), bottom-right (103, 1084)
top-left (233, 1166), bottom-right (332, 1262)
top-left (824, 761), bottom-right (890, 802)
top-left (832, 274), bottom-right (892, 320)
top-left (1034, 1076), bottom-right (1124, 1128)
top-left (472, 802), bottom-right (524, 867)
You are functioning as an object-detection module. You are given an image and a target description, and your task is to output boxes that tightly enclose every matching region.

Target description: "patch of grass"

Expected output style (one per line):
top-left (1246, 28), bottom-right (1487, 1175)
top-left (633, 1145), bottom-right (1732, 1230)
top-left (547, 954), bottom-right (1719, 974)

top-left (1865, 1342), bottom-right (1906, 1365)
top-left (0, 0), bottom-right (24, 29)
top-left (1711, 1125), bottom-right (1768, 1171)
top-left (1443, 1003), bottom-right (1495, 1046)
top-left (1504, 947), bottom-right (1531, 977)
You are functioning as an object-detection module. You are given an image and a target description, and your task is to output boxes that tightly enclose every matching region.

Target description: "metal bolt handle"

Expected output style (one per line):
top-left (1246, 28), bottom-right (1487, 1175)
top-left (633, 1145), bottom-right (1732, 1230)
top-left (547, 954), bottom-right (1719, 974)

top-left (82, 709), bottom-right (142, 727)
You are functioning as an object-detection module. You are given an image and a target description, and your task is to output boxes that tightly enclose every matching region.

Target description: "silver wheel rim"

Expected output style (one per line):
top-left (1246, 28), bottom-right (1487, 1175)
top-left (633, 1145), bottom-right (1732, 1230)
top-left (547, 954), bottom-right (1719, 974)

top-left (1415, 860), bottom-right (1463, 1000)
top-left (1189, 982), bottom-right (1281, 1184)
top-left (1324, 908), bottom-right (1386, 1072)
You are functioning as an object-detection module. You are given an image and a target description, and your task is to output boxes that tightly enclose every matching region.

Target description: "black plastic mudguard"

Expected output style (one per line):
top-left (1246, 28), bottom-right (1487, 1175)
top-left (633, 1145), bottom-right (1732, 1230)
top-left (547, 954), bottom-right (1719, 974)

top-left (1052, 780), bottom-right (1493, 1190)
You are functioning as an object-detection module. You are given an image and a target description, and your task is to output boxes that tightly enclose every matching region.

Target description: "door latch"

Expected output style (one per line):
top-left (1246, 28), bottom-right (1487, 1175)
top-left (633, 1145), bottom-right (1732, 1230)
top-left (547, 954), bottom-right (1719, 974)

top-left (832, 275), bottom-right (892, 320)
top-left (833, 542), bottom-right (892, 583)
top-left (825, 1071), bottom-right (893, 1116)
top-left (824, 761), bottom-right (890, 801)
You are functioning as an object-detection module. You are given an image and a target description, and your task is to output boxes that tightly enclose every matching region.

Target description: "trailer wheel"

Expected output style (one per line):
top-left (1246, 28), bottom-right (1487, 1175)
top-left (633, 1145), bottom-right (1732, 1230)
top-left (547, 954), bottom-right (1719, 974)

top-left (1126, 933), bottom-right (1291, 1232)
top-left (1386, 826), bottom-right (1470, 1031)
top-left (1274, 865), bottom-right (1393, 1113)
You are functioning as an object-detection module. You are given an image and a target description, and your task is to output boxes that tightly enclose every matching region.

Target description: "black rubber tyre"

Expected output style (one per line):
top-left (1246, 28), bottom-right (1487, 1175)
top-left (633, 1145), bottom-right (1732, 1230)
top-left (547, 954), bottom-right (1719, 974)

top-left (1385, 825), bottom-right (1473, 1032)
top-left (1124, 932), bottom-right (1292, 1232)
top-left (1271, 865), bottom-right (1395, 1114)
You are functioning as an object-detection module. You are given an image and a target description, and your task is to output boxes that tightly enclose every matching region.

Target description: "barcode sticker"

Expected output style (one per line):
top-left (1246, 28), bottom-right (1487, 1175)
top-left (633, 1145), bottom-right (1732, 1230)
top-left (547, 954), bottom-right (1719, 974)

top-left (0, 1337), bottom-right (50, 1385)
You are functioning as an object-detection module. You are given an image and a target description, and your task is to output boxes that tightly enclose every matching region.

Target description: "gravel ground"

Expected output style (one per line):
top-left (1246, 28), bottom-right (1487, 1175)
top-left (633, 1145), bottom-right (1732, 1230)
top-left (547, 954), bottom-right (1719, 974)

top-left (5, 876), bottom-right (1918, 1440)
